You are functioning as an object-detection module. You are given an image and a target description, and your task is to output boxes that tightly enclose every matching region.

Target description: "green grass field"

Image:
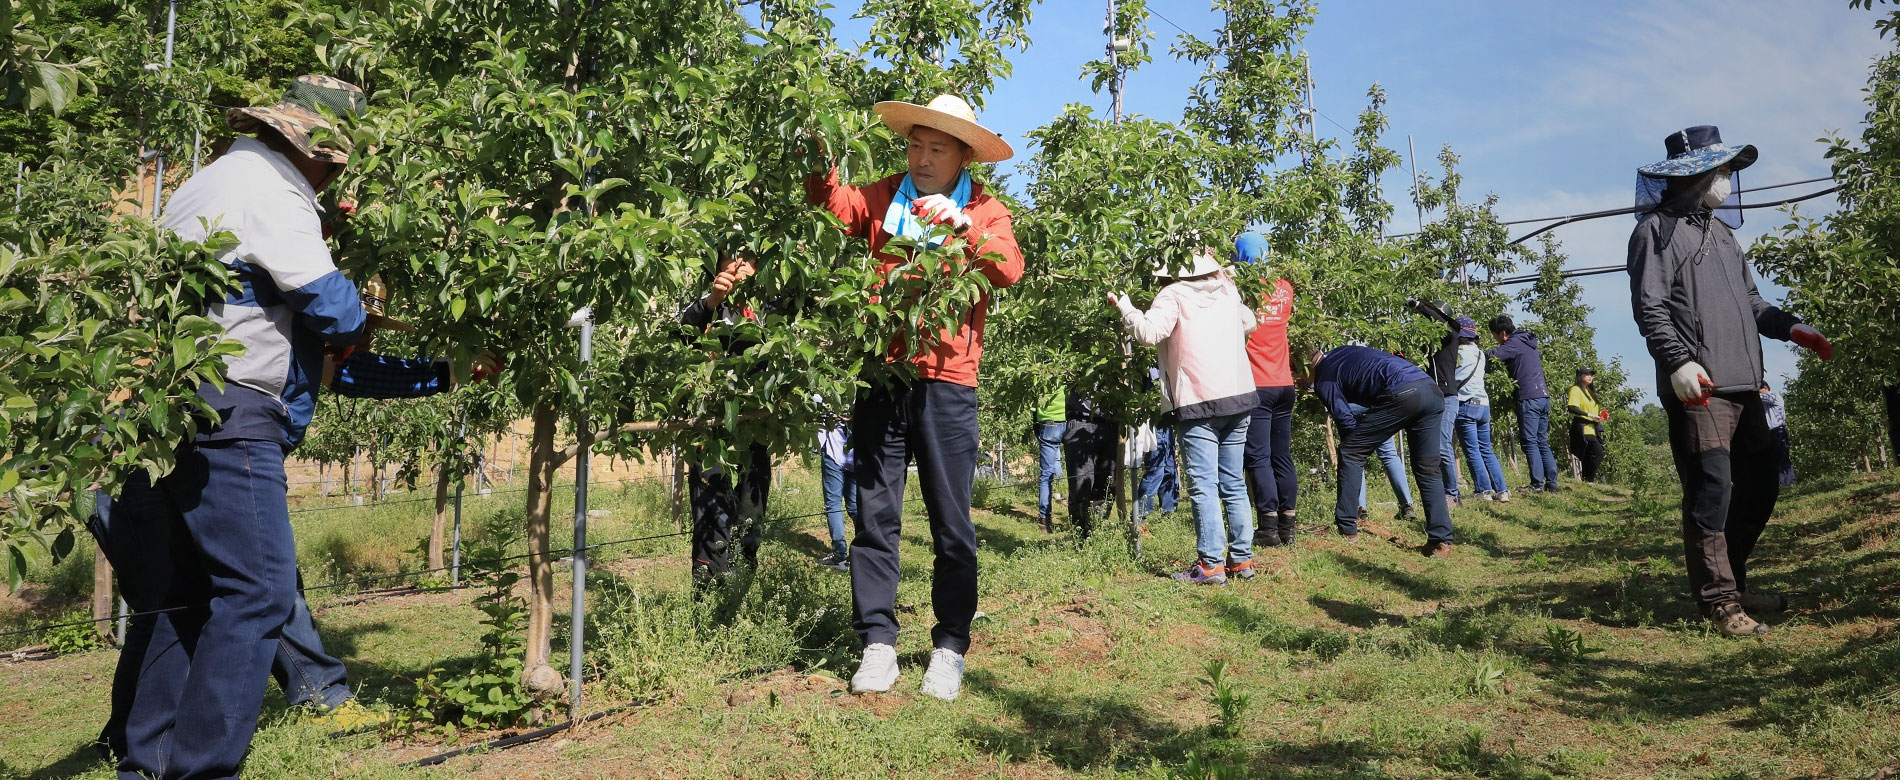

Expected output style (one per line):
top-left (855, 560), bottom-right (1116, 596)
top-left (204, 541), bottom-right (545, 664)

top-left (3, 451), bottom-right (1898, 780)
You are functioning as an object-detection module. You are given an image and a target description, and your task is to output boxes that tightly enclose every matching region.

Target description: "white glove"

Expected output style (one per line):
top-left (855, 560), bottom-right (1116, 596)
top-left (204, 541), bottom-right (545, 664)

top-left (1109, 292), bottom-right (1135, 314)
top-left (909, 194), bottom-right (972, 233)
top-left (1670, 361), bottom-right (1714, 406)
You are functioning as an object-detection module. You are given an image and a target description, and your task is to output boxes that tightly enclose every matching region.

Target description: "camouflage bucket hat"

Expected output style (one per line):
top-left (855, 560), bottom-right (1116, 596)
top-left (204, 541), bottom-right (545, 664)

top-left (227, 75), bottom-right (366, 165)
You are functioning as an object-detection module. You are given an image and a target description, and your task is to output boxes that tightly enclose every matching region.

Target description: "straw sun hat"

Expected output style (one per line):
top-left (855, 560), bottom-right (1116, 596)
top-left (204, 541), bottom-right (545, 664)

top-left (872, 94), bottom-right (1014, 163)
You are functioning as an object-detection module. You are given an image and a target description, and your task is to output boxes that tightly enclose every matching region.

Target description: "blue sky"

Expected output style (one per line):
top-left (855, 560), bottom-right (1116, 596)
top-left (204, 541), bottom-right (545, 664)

top-left (822, 1), bottom-right (1888, 402)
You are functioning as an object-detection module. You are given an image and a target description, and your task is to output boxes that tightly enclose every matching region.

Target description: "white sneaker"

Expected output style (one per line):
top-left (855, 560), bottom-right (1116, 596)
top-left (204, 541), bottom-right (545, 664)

top-left (1496, 490), bottom-right (1512, 503)
top-left (920, 647), bottom-right (966, 701)
top-left (849, 643), bottom-right (899, 694)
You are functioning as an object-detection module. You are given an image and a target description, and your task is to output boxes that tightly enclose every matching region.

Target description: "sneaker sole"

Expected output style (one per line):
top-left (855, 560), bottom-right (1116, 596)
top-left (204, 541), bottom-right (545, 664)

top-left (849, 675), bottom-right (898, 694)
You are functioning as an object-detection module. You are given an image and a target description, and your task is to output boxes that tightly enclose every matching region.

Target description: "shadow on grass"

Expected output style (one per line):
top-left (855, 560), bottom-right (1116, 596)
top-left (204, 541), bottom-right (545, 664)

top-left (1330, 553), bottom-right (1460, 602)
top-left (960, 669), bottom-right (1578, 779)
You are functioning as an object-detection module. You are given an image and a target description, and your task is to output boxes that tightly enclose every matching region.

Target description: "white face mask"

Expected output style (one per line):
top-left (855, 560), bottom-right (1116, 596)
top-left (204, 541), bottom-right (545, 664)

top-left (1702, 173), bottom-right (1733, 208)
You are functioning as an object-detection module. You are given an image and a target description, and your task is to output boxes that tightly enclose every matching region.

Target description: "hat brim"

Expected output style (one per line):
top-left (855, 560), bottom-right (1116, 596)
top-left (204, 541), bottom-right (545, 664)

top-left (873, 101), bottom-right (1014, 163)
top-left (1152, 254), bottom-right (1224, 279)
top-left (1638, 143), bottom-right (1756, 179)
top-left (227, 103), bottom-right (350, 165)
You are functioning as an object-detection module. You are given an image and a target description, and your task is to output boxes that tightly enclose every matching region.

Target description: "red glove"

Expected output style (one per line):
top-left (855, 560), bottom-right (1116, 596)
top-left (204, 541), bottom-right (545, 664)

top-left (1598, 409), bottom-right (1610, 422)
top-left (326, 344), bottom-right (356, 364)
top-left (1790, 324), bottom-right (1833, 361)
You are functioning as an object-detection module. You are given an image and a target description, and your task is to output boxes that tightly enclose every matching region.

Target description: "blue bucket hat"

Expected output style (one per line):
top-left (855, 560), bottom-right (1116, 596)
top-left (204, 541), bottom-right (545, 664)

top-left (1638, 125), bottom-right (1757, 179)
top-left (1233, 232), bottom-right (1269, 265)
top-left (1456, 316), bottom-right (1478, 339)
top-left (1635, 125), bottom-right (1754, 228)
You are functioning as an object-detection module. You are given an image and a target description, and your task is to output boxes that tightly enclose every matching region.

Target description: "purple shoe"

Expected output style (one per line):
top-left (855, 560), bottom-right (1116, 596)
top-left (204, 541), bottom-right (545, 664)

top-left (1173, 562), bottom-right (1228, 586)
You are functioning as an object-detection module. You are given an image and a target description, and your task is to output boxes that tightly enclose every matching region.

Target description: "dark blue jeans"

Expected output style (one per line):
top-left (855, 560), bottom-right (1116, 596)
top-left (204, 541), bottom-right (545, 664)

top-left (819, 447), bottom-right (858, 556)
top-left (1034, 421), bottom-right (1065, 523)
top-left (1245, 386), bottom-right (1298, 517)
top-left (1335, 380), bottom-right (1454, 545)
top-left (1138, 425), bottom-right (1179, 514)
top-left (272, 574), bottom-right (351, 709)
top-left (851, 379), bottom-right (980, 654)
top-left (92, 438), bottom-right (298, 780)
top-left (1518, 397), bottom-right (1560, 490)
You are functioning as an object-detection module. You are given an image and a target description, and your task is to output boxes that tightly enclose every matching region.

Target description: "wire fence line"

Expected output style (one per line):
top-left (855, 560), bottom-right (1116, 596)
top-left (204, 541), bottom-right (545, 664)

top-left (3, 473), bottom-right (1036, 645)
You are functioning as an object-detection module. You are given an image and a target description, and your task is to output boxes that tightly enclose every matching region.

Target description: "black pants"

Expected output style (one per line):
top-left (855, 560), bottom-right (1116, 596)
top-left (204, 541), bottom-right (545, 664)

top-left (1569, 423), bottom-right (1605, 482)
top-left (1063, 418), bottom-right (1119, 537)
top-left (851, 379), bottom-right (980, 654)
top-left (1665, 391), bottom-right (1780, 613)
top-left (689, 442), bottom-right (770, 584)
top-left (1334, 379), bottom-right (1453, 544)
top-left (1245, 386), bottom-right (1298, 517)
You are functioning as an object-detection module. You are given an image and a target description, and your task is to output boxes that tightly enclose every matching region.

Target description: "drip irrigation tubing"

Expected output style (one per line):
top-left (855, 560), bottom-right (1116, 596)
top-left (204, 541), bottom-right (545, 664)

top-left (399, 697), bottom-right (655, 768)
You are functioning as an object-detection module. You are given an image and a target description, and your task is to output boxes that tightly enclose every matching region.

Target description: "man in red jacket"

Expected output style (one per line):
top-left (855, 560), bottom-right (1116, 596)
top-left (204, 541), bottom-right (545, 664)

top-left (806, 94), bottom-right (1023, 700)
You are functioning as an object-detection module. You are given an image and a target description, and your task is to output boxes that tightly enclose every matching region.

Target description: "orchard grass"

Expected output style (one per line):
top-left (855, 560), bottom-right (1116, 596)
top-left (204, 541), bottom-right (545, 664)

top-left (2, 452), bottom-right (1898, 779)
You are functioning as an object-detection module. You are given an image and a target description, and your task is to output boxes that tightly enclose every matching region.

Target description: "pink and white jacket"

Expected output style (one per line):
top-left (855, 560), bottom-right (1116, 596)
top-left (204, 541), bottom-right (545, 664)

top-left (1117, 275), bottom-right (1258, 422)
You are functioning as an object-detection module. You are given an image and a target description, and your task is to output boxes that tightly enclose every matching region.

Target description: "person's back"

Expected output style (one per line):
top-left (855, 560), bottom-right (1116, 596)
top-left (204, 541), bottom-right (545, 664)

top-left (1313, 345), bottom-right (1431, 425)
top-left (1455, 343), bottom-right (1490, 405)
top-left (1488, 330), bottom-right (1549, 402)
top-left (1136, 276), bottom-right (1257, 421)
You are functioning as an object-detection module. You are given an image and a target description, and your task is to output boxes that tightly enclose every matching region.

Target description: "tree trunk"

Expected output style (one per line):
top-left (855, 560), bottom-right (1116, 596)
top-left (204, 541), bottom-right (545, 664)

top-left (343, 450), bottom-right (355, 498)
top-left (92, 548), bottom-right (114, 643)
top-left (670, 446), bottom-right (686, 534)
top-left (429, 460), bottom-right (452, 570)
top-left (520, 402), bottom-right (565, 699)
top-left (1323, 416), bottom-right (1339, 476)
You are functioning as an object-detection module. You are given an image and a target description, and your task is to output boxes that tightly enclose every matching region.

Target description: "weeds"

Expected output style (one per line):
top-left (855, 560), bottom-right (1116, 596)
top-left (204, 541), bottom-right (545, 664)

top-left (1469, 657), bottom-right (1508, 697)
top-left (1197, 659), bottom-right (1252, 739)
top-left (407, 513), bottom-right (535, 731)
top-left (1542, 624), bottom-right (1604, 665)
top-left (42, 609), bottom-right (105, 655)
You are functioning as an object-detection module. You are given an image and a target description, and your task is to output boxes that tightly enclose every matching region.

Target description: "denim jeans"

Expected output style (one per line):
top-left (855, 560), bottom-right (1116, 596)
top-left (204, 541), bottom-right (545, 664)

top-left (1457, 401), bottom-right (1509, 494)
top-left (1350, 431), bottom-right (1414, 510)
top-left (1439, 394), bottom-right (1463, 497)
top-left (1035, 421), bottom-right (1065, 523)
top-left (819, 447), bottom-right (857, 556)
top-left (1336, 380), bottom-right (1454, 544)
top-left (272, 573), bottom-right (351, 709)
top-left (1518, 397), bottom-right (1560, 490)
top-left (1177, 412), bottom-right (1253, 567)
top-left (1138, 425), bottom-right (1179, 514)
top-left (91, 438), bottom-right (298, 780)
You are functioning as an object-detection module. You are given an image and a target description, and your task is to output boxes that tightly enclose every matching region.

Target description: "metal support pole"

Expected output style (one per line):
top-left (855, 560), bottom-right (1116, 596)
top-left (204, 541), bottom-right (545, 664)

top-left (567, 308), bottom-right (593, 718)
top-left (451, 421), bottom-right (468, 587)
top-left (149, 0), bottom-right (177, 221)
top-left (1408, 134), bottom-right (1424, 232)
top-left (116, 598), bottom-right (128, 644)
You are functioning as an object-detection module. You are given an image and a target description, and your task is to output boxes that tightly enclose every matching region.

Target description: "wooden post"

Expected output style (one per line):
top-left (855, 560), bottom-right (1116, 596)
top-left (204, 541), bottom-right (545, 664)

top-left (429, 460), bottom-right (452, 570)
top-left (92, 548), bottom-right (114, 643)
top-left (670, 446), bottom-right (686, 534)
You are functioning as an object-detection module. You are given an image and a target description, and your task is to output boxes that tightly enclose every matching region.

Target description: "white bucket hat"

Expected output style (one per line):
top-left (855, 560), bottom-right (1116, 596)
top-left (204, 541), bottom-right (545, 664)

top-left (1153, 247), bottom-right (1223, 279)
top-left (872, 94), bottom-right (1014, 163)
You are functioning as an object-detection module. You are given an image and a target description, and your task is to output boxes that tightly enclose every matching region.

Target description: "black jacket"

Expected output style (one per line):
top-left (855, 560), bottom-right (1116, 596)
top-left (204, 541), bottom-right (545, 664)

top-left (1627, 188), bottom-right (1801, 397)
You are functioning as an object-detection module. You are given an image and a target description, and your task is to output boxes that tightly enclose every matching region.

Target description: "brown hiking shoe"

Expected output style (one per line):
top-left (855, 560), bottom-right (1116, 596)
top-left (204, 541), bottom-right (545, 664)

top-left (1420, 541), bottom-right (1454, 558)
top-left (1711, 603), bottom-right (1770, 638)
top-left (1738, 591), bottom-right (1787, 613)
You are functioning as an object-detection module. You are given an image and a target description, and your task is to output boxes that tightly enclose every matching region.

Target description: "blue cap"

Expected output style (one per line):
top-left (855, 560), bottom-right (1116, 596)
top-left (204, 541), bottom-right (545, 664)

top-left (1456, 316), bottom-right (1479, 339)
top-left (1233, 232), bottom-right (1269, 265)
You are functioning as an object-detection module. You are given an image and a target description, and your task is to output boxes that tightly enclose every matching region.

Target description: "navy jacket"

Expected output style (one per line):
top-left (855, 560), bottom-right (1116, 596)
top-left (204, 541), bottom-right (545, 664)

top-left (1314, 346), bottom-right (1432, 430)
top-left (1486, 331), bottom-right (1550, 402)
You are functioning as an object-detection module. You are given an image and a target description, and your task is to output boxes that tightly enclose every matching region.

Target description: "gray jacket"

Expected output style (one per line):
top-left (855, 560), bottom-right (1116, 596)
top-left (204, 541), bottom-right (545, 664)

top-left (1627, 190), bottom-right (1801, 397)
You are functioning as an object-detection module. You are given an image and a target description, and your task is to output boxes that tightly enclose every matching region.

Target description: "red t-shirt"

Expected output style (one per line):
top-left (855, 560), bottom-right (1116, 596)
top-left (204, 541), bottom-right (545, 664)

top-left (1247, 278), bottom-right (1295, 388)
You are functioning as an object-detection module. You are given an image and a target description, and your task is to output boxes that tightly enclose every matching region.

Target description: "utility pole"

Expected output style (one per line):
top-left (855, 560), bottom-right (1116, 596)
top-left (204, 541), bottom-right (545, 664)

top-left (1407, 134), bottom-right (1424, 232)
top-left (1106, 0), bottom-right (1125, 124)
